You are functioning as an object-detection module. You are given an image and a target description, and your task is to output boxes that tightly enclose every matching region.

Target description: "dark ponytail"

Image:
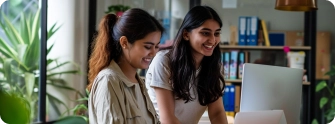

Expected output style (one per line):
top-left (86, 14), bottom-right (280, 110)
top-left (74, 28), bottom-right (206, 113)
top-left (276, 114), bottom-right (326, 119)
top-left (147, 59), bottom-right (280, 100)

top-left (87, 14), bottom-right (118, 91)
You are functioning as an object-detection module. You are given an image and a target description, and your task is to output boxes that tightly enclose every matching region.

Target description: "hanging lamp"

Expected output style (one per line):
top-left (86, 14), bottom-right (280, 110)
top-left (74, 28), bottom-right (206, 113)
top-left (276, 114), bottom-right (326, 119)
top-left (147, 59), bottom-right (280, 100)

top-left (275, 0), bottom-right (317, 11)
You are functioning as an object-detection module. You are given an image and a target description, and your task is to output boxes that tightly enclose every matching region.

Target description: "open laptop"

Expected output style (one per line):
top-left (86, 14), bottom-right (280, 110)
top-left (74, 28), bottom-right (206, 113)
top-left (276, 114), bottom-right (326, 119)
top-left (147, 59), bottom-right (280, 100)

top-left (234, 110), bottom-right (287, 124)
top-left (239, 63), bottom-right (303, 124)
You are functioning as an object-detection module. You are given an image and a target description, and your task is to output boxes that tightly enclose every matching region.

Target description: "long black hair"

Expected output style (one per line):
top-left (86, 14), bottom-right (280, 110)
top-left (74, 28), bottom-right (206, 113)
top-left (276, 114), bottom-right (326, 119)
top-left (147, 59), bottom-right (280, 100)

top-left (88, 8), bottom-right (164, 91)
top-left (168, 6), bottom-right (225, 106)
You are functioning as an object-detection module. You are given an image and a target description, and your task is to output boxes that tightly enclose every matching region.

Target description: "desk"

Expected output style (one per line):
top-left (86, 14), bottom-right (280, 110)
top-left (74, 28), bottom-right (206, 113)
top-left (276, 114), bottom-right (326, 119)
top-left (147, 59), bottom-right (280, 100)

top-left (198, 111), bottom-right (234, 124)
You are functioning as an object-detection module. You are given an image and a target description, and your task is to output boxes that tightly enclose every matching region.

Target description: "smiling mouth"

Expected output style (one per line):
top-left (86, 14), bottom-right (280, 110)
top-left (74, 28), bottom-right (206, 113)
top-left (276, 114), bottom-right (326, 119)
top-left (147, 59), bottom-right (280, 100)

top-left (143, 58), bottom-right (152, 62)
top-left (203, 44), bottom-right (214, 49)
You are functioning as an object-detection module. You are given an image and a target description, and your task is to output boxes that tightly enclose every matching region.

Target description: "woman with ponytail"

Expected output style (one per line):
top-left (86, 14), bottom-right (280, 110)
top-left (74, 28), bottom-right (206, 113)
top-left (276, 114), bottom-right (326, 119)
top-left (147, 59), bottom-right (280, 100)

top-left (87, 8), bottom-right (164, 124)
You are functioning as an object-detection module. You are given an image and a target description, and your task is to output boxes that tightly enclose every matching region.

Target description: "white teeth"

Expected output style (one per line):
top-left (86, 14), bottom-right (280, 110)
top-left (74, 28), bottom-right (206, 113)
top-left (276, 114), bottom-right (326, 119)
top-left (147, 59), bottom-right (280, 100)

top-left (144, 58), bottom-right (151, 62)
top-left (204, 45), bottom-right (213, 48)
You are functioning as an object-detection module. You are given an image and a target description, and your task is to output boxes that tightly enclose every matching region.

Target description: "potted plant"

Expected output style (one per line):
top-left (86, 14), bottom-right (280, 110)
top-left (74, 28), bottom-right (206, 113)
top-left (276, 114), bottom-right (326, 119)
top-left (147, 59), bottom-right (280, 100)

top-left (312, 66), bottom-right (335, 124)
top-left (105, 4), bottom-right (131, 16)
top-left (0, 9), bottom-right (82, 122)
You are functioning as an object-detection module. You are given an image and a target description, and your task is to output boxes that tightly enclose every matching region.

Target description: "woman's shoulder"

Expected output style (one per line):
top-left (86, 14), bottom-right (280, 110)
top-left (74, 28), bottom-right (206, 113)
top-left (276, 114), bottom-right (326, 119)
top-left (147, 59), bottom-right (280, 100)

top-left (93, 68), bottom-right (121, 86)
top-left (153, 50), bottom-right (170, 63)
top-left (90, 70), bottom-right (117, 92)
top-left (156, 49), bottom-right (169, 58)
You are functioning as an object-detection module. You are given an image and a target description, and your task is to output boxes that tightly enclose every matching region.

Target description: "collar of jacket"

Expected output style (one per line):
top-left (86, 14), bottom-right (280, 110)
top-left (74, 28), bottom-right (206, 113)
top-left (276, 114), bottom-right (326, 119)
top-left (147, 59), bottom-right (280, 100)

top-left (109, 60), bottom-right (144, 88)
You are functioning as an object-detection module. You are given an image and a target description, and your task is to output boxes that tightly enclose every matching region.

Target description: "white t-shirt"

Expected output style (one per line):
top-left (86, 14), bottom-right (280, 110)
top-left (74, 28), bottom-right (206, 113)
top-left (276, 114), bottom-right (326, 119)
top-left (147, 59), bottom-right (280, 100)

top-left (145, 50), bottom-right (207, 124)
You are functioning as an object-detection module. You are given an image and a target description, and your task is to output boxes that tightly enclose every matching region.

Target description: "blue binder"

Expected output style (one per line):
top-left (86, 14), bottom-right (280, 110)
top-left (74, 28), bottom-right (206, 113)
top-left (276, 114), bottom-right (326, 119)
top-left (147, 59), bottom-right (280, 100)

top-left (238, 16), bottom-right (247, 45)
top-left (247, 16), bottom-right (259, 46)
top-left (228, 85), bottom-right (236, 112)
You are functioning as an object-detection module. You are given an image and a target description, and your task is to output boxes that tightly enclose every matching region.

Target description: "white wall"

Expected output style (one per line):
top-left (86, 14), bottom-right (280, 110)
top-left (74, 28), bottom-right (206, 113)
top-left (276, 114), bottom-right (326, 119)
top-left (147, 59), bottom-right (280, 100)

top-left (47, 0), bottom-right (88, 121)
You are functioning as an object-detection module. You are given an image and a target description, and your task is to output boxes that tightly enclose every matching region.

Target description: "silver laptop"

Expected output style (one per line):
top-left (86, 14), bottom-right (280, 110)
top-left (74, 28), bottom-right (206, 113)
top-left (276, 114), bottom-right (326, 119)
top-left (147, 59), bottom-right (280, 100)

top-left (240, 63), bottom-right (303, 124)
top-left (235, 110), bottom-right (287, 124)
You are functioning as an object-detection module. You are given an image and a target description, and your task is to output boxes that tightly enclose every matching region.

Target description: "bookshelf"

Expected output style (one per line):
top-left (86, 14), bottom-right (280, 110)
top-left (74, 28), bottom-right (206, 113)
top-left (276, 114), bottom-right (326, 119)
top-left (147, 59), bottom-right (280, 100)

top-left (219, 45), bottom-right (311, 50)
top-left (225, 79), bottom-right (310, 85)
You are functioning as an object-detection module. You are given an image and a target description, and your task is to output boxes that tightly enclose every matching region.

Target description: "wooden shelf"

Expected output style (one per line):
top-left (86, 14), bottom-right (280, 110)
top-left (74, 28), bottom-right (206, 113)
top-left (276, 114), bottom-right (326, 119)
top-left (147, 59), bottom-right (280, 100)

top-left (219, 45), bottom-right (311, 50)
top-left (225, 79), bottom-right (310, 85)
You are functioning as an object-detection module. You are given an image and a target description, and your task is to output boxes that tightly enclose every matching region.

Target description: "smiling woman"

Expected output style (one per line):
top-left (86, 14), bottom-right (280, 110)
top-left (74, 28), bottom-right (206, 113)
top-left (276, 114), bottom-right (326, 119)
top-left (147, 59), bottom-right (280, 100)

top-left (87, 8), bottom-right (164, 124)
top-left (145, 5), bottom-right (228, 124)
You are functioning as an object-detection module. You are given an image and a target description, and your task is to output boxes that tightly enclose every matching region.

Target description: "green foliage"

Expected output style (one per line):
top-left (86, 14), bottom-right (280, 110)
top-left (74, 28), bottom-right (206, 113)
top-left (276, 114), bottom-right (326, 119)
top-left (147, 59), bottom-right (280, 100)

top-left (0, 90), bottom-right (30, 124)
top-left (105, 4), bottom-right (131, 14)
top-left (58, 89), bottom-right (89, 123)
top-left (0, 8), bottom-right (82, 122)
top-left (311, 119), bottom-right (319, 124)
top-left (54, 115), bottom-right (87, 124)
top-left (315, 65), bottom-right (335, 123)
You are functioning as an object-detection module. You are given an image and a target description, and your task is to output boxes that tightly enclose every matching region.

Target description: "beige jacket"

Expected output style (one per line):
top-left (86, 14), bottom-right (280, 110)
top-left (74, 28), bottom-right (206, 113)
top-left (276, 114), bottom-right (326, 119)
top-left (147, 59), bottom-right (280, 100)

top-left (88, 60), bottom-right (159, 124)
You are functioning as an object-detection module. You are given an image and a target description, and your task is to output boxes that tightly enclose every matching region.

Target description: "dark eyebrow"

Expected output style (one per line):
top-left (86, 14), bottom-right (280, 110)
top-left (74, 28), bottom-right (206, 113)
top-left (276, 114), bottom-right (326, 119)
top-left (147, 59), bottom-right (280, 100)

top-left (201, 28), bottom-right (221, 32)
top-left (144, 42), bottom-right (160, 45)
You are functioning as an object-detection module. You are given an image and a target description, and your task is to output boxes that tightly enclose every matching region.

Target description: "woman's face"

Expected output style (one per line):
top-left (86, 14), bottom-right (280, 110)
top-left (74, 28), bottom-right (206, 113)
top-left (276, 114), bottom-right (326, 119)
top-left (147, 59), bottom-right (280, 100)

top-left (123, 31), bottom-right (161, 69)
top-left (185, 19), bottom-right (221, 59)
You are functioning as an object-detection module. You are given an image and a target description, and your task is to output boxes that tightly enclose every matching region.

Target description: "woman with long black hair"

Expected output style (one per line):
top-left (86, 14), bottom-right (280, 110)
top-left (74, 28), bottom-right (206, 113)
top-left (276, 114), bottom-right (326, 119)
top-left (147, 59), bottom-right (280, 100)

top-left (146, 5), bottom-right (228, 124)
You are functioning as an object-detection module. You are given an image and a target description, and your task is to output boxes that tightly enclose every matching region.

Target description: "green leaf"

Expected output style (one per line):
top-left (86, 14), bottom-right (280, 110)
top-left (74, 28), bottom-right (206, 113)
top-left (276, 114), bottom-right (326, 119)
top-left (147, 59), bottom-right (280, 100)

top-left (48, 24), bottom-right (61, 40)
top-left (71, 104), bottom-right (88, 115)
top-left (0, 20), bottom-right (16, 47)
top-left (24, 72), bottom-right (35, 98)
top-left (30, 9), bottom-right (40, 44)
top-left (325, 71), bottom-right (335, 76)
top-left (47, 83), bottom-right (78, 92)
top-left (47, 83), bottom-right (84, 98)
top-left (47, 93), bottom-right (70, 115)
top-left (47, 43), bottom-right (55, 55)
top-left (48, 70), bottom-right (79, 77)
top-left (85, 89), bottom-right (90, 96)
top-left (9, 0), bottom-right (22, 7)
top-left (17, 44), bottom-right (28, 62)
top-left (316, 81), bottom-right (327, 92)
top-left (1, 12), bottom-right (25, 45)
top-left (0, 90), bottom-right (31, 124)
top-left (47, 78), bottom-right (67, 85)
top-left (0, 39), bottom-right (29, 71)
top-left (0, 37), bottom-right (17, 58)
top-left (47, 59), bottom-right (55, 65)
top-left (48, 95), bottom-right (62, 116)
top-left (20, 13), bottom-right (30, 44)
top-left (0, 45), bottom-right (13, 58)
top-left (325, 109), bottom-right (335, 123)
top-left (54, 115), bottom-right (87, 124)
top-left (22, 36), bottom-right (39, 71)
top-left (3, 59), bottom-right (13, 83)
top-left (320, 97), bottom-right (328, 109)
top-left (21, 10), bottom-right (40, 71)
top-left (331, 99), bottom-right (335, 109)
top-left (311, 119), bottom-right (319, 124)
top-left (48, 61), bottom-right (71, 71)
